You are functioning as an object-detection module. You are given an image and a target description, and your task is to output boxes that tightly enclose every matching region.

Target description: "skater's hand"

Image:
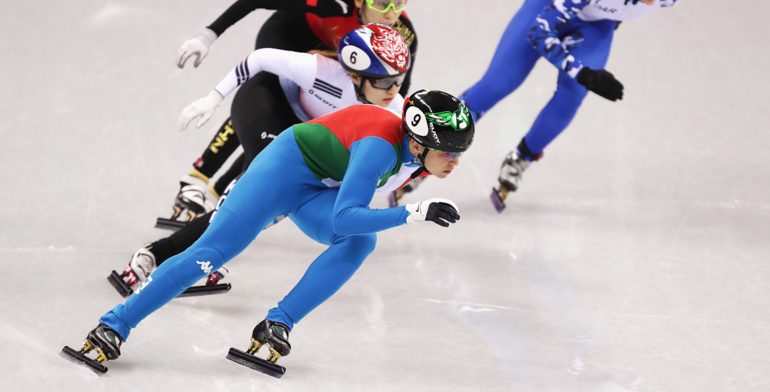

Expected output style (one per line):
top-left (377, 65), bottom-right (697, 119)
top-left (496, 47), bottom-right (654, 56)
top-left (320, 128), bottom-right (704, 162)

top-left (577, 67), bottom-right (624, 101)
top-left (405, 198), bottom-right (460, 227)
top-left (176, 28), bottom-right (217, 69)
top-left (178, 90), bottom-right (223, 130)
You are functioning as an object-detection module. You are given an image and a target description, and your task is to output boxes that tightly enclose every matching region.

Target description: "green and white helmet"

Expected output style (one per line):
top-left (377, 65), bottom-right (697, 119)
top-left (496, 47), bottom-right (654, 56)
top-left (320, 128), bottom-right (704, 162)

top-left (402, 90), bottom-right (475, 153)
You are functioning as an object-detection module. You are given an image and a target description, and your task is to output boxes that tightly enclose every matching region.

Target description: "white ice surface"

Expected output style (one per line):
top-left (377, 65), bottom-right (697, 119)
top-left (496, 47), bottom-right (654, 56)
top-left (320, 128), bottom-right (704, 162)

top-left (1, 1), bottom-right (769, 391)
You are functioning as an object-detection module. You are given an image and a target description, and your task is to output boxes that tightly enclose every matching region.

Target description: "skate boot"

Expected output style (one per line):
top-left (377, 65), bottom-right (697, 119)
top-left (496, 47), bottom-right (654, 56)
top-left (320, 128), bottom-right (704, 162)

top-left (61, 324), bottom-right (123, 374)
top-left (388, 176), bottom-right (426, 207)
top-left (108, 245), bottom-right (156, 297)
top-left (108, 246), bottom-right (232, 298)
top-left (206, 266), bottom-right (228, 286)
top-left (490, 150), bottom-right (532, 213)
top-left (226, 320), bottom-right (291, 378)
top-left (156, 173), bottom-right (216, 230)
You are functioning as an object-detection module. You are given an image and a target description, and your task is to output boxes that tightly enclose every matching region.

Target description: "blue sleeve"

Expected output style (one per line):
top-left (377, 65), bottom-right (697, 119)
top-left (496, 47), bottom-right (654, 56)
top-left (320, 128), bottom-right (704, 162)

top-left (528, 0), bottom-right (590, 78)
top-left (332, 137), bottom-right (411, 235)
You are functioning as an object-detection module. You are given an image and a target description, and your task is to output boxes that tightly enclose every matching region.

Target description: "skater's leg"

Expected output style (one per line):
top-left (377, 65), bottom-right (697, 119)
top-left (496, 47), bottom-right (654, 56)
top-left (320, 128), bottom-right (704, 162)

top-left (522, 20), bottom-right (616, 155)
top-left (100, 131), bottom-right (321, 340)
top-left (230, 72), bottom-right (299, 166)
top-left (212, 153), bottom-right (245, 197)
top-left (138, 75), bottom-right (298, 276)
top-left (150, 211), bottom-right (214, 266)
top-left (192, 118), bottom-right (240, 180)
top-left (164, 118), bottom-right (240, 222)
top-left (491, 20), bottom-right (616, 206)
top-left (459, 0), bottom-right (547, 119)
top-left (269, 189), bottom-right (377, 329)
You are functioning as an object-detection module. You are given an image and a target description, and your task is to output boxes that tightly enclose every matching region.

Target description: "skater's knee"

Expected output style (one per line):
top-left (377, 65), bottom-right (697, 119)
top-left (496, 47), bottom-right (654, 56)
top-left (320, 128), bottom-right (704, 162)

top-left (333, 233), bottom-right (377, 259)
top-left (556, 76), bottom-right (590, 102)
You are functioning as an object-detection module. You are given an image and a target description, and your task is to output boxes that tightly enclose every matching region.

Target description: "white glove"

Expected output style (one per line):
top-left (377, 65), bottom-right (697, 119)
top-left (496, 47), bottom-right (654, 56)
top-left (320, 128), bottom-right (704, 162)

top-left (176, 28), bottom-right (218, 68)
top-left (405, 198), bottom-right (461, 227)
top-left (178, 91), bottom-right (224, 131)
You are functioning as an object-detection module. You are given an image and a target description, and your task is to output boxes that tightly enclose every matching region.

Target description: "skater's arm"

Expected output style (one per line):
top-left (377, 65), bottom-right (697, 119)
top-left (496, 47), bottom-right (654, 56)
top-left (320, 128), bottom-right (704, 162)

top-left (332, 137), bottom-right (410, 235)
top-left (528, 0), bottom-right (591, 78)
top-left (207, 0), bottom-right (355, 37)
top-left (213, 49), bottom-right (317, 97)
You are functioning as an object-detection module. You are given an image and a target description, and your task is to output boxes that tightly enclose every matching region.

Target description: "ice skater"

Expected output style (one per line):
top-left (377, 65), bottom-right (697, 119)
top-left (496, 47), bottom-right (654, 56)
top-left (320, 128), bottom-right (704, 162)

top-left (110, 24), bottom-right (418, 297)
top-left (456, 0), bottom-right (678, 211)
top-left (63, 89), bottom-right (474, 376)
top-left (167, 0), bottom-right (418, 223)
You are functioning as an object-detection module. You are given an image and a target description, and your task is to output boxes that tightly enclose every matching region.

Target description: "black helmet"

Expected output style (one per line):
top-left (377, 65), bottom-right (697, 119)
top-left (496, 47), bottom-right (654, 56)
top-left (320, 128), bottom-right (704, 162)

top-left (402, 90), bottom-right (474, 153)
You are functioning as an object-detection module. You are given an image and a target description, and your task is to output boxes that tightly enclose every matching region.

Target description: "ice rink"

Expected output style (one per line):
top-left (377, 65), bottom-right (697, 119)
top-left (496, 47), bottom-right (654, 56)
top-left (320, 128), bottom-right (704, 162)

top-left (2, 1), bottom-right (769, 391)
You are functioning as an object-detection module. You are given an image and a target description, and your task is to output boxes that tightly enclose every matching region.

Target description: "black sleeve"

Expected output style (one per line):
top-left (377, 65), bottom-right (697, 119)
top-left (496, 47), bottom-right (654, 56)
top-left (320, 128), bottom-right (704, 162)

top-left (207, 0), bottom-right (355, 36)
top-left (393, 15), bottom-right (418, 96)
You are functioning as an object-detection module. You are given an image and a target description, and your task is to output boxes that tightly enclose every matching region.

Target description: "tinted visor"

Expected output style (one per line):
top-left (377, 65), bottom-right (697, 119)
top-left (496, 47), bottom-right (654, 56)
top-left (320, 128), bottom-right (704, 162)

top-left (432, 150), bottom-right (464, 161)
top-left (368, 74), bottom-right (406, 90)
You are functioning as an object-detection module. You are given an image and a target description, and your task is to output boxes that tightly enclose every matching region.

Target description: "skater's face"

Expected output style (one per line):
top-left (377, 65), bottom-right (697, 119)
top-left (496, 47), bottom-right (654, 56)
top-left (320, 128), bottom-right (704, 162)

top-left (409, 139), bottom-right (461, 179)
top-left (355, 0), bottom-right (404, 26)
top-left (351, 75), bottom-right (400, 106)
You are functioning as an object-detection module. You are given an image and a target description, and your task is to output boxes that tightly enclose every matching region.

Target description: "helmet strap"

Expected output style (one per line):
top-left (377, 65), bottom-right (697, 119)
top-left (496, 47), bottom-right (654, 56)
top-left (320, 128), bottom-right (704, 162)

top-left (416, 146), bottom-right (429, 166)
top-left (355, 78), bottom-right (373, 104)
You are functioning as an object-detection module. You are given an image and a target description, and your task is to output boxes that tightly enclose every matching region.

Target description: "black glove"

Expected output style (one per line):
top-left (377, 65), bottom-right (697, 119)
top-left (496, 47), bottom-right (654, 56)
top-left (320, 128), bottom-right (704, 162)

top-left (426, 202), bottom-right (460, 227)
top-left (577, 67), bottom-right (624, 101)
top-left (406, 198), bottom-right (461, 227)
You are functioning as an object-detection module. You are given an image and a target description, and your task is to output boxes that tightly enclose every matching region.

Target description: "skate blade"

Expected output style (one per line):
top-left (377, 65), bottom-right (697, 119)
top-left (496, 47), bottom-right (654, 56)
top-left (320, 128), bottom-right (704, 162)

top-left (490, 188), bottom-right (506, 213)
top-left (226, 347), bottom-right (285, 378)
top-left (177, 283), bottom-right (232, 298)
top-left (61, 346), bottom-right (108, 375)
top-left (107, 271), bottom-right (133, 298)
top-left (155, 217), bottom-right (188, 231)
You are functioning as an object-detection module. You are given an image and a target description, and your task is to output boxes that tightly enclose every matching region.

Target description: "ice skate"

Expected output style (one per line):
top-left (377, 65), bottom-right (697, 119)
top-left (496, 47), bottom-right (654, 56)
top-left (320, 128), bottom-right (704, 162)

top-left (388, 176), bottom-right (426, 207)
top-left (226, 320), bottom-right (291, 378)
top-left (107, 245), bottom-right (156, 297)
top-left (61, 324), bottom-right (123, 374)
top-left (108, 246), bottom-right (231, 298)
top-left (490, 150), bottom-right (531, 213)
top-left (156, 173), bottom-right (216, 230)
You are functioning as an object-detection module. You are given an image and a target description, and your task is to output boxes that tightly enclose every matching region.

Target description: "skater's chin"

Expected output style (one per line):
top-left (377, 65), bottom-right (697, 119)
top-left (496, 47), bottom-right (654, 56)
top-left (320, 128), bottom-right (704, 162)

top-left (431, 170), bottom-right (450, 179)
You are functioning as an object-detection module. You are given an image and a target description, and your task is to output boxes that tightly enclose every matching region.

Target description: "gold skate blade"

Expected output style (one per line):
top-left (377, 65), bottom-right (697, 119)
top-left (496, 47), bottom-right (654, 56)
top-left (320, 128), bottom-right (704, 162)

top-left (61, 346), bottom-right (108, 374)
top-left (226, 347), bottom-right (285, 378)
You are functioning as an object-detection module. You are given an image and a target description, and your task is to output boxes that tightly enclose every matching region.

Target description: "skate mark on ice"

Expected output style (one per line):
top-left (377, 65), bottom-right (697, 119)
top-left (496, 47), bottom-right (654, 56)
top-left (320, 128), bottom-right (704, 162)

top-left (418, 298), bottom-right (528, 313)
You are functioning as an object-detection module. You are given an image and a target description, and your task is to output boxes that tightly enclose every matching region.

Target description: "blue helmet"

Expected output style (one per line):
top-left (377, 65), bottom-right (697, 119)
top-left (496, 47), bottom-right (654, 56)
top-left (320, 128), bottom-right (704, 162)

top-left (338, 23), bottom-right (410, 79)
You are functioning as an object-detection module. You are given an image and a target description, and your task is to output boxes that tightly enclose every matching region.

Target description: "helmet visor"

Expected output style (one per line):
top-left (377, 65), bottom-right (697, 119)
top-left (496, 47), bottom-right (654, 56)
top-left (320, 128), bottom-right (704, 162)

top-left (365, 0), bottom-right (408, 14)
top-left (432, 149), bottom-right (464, 161)
top-left (368, 74), bottom-right (406, 90)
